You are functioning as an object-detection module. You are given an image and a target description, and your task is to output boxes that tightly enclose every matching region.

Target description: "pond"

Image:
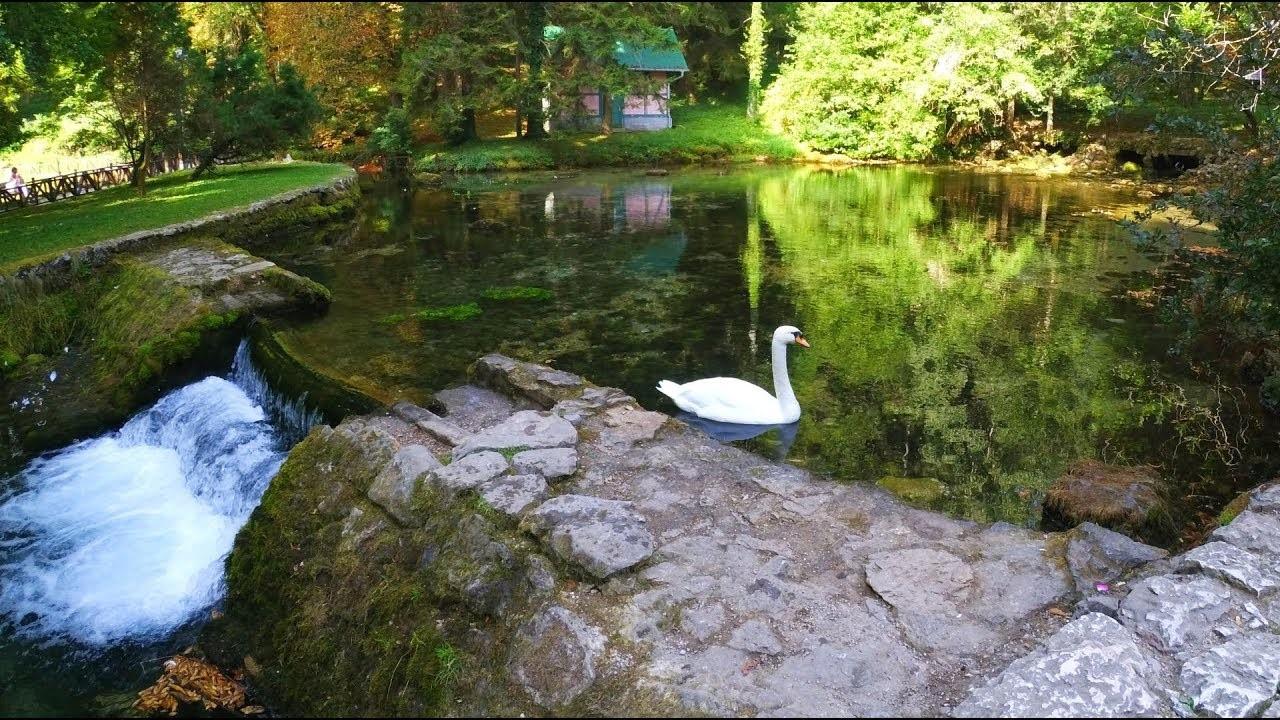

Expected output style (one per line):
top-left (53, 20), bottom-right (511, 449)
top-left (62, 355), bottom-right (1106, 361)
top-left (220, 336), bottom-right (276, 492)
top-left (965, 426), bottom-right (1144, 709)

top-left (265, 164), bottom-right (1275, 537)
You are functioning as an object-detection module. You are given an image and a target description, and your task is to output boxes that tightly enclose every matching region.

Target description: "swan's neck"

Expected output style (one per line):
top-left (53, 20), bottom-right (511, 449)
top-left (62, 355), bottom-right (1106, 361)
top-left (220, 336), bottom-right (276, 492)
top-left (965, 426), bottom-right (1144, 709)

top-left (771, 340), bottom-right (800, 421)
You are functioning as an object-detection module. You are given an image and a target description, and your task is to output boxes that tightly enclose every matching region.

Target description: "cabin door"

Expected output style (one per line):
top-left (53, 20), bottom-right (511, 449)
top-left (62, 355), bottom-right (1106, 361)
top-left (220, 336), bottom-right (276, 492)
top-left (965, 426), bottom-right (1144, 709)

top-left (610, 95), bottom-right (625, 128)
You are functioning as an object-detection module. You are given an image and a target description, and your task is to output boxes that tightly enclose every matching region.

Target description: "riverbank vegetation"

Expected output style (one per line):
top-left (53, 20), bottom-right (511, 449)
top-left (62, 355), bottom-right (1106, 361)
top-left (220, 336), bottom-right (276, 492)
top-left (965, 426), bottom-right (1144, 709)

top-left (0, 162), bottom-right (347, 271)
top-left (418, 105), bottom-right (798, 172)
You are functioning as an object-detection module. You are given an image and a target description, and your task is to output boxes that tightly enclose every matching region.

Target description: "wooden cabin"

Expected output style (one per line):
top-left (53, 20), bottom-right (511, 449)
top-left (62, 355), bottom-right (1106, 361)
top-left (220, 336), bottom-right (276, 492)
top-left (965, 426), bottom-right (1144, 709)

top-left (544, 27), bottom-right (689, 132)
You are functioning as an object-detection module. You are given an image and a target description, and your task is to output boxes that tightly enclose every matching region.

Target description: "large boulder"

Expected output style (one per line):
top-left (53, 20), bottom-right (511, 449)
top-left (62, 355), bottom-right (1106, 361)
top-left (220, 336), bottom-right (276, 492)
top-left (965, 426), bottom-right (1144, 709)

top-left (1043, 460), bottom-right (1162, 535)
top-left (954, 613), bottom-right (1166, 717)
top-left (522, 495), bottom-right (655, 579)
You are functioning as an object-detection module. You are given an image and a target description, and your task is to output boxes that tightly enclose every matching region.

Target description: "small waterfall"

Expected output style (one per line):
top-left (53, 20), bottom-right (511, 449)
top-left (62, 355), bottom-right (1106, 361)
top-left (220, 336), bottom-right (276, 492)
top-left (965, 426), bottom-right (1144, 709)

top-left (0, 339), bottom-right (319, 649)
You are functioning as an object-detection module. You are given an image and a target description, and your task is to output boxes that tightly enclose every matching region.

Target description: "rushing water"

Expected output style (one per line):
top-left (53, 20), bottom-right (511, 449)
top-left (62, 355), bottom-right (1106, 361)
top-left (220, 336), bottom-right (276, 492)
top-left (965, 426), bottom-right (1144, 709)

top-left (0, 340), bottom-right (318, 716)
top-left (264, 165), bottom-right (1276, 535)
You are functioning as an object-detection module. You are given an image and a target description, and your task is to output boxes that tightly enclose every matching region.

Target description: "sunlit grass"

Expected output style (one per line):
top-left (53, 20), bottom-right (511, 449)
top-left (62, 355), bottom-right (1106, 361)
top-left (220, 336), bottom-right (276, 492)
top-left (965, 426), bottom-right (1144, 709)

top-left (0, 162), bottom-right (349, 272)
top-left (419, 104), bottom-right (800, 172)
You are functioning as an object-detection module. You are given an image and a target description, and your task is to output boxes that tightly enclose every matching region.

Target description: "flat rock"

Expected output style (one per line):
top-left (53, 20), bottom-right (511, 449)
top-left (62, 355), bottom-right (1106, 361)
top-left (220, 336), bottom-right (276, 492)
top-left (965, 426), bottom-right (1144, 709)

top-left (472, 353), bottom-right (587, 407)
top-left (1179, 632), bottom-right (1280, 717)
top-left (522, 495), bottom-right (655, 579)
top-left (865, 547), bottom-right (973, 612)
top-left (1212, 510), bottom-right (1280, 557)
top-left (596, 404), bottom-right (668, 449)
top-left (366, 444), bottom-right (441, 525)
top-left (551, 386), bottom-right (634, 425)
top-left (428, 451), bottom-right (509, 495)
top-left (954, 613), bottom-right (1165, 717)
top-left (1176, 541), bottom-right (1280, 596)
top-left (728, 618), bottom-right (783, 655)
top-left (454, 410), bottom-right (577, 459)
top-left (479, 474), bottom-right (548, 517)
top-left (1066, 521), bottom-right (1167, 594)
top-left (509, 606), bottom-right (606, 709)
top-left (512, 447), bottom-right (578, 480)
top-left (434, 384), bottom-right (531, 432)
top-left (1117, 573), bottom-right (1236, 651)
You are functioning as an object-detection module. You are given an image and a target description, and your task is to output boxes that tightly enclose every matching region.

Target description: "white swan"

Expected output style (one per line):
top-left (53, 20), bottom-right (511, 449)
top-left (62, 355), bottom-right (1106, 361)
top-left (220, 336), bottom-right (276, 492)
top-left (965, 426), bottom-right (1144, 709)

top-left (657, 325), bottom-right (809, 425)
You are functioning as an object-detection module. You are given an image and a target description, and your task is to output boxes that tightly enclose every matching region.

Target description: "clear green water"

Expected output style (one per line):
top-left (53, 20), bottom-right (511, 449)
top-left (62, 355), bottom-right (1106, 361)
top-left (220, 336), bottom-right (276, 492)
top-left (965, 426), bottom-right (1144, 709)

top-left (266, 165), bottom-right (1273, 535)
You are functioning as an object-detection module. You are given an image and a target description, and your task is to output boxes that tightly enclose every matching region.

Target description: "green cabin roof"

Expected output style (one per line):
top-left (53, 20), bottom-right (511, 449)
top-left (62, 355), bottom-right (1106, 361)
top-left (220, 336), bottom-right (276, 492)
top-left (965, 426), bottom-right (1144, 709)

top-left (544, 26), bottom-right (689, 73)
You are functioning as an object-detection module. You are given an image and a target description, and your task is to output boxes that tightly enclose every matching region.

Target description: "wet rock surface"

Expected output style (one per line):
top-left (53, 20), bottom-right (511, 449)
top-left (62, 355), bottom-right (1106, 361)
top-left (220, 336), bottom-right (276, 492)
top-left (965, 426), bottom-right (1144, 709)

top-left (217, 354), bottom-right (1280, 717)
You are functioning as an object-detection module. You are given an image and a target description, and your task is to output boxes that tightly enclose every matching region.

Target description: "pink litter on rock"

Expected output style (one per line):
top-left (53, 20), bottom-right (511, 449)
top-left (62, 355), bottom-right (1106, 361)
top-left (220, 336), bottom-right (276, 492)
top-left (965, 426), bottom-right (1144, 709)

top-left (1095, 582), bottom-right (1111, 593)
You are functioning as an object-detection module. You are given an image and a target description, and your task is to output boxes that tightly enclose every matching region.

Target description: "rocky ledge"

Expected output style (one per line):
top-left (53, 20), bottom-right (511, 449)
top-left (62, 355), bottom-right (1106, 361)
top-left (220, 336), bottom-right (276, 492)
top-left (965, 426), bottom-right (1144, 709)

top-left (208, 353), bottom-right (1280, 717)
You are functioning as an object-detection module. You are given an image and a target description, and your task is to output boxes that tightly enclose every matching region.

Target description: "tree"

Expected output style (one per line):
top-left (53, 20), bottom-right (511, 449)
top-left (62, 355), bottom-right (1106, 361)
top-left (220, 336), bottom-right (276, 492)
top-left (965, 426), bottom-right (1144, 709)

top-left (1014, 3), bottom-right (1144, 134)
top-left (96, 2), bottom-right (189, 187)
top-left (1134, 2), bottom-right (1280, 142)
top-left (185, 48), bottom-right (320, 177)
top-left (0, 2), bottom-right (105, 150)
top-left (260, 2), bottom-right (398, 146)
top-left (180, 1), bottom-right (264, 56)
top-left (743, 2), bottom-right (767, 118)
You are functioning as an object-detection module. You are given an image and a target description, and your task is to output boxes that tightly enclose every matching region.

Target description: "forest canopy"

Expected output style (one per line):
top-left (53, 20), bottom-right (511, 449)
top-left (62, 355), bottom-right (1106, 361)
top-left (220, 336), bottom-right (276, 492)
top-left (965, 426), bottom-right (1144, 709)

top-left (0, 2), bottom-right (1276, 163)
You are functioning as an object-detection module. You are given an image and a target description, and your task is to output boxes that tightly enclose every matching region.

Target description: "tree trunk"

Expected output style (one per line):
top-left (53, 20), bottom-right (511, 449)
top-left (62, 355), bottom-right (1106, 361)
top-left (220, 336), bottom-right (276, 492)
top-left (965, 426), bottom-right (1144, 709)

top-left (1243, 108), bottom-right (1259, 143)
top-left (132, 140), bottom-right (151, 189)
top-left (519, 2), bottom-right (548, 140)
top-left (1046, 95), bottom-right (1054, 135)
top-left (1005, 97), bottom-right (1016, 130)
top-left (601, 89), bottom-right (612, 135)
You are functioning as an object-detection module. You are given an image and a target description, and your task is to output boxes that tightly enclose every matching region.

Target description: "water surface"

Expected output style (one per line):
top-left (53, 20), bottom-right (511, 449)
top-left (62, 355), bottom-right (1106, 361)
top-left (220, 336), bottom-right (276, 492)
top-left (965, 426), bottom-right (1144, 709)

top-left (266, 165), bottom-right (1273, 532)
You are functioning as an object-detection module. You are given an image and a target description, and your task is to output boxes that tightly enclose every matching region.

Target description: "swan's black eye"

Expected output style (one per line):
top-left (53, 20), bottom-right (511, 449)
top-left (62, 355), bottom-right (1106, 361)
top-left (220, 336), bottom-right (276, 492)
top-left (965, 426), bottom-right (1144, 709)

top-left (793, 331), bottom-right (803, 338)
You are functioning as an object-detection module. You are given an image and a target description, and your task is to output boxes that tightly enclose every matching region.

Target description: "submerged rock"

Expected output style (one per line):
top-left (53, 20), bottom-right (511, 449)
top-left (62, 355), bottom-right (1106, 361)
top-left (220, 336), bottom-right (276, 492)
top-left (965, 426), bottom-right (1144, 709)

top-left (1043, 460), bottom-right (1162, 534)
top-left (522, 495), bottom-right (655, 579)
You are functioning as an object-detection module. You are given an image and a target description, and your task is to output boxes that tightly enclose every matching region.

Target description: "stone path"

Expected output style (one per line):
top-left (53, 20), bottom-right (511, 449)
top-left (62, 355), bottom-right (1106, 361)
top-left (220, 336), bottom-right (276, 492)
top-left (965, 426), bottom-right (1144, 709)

top-left (271, 354), bottom-right (1280, 717)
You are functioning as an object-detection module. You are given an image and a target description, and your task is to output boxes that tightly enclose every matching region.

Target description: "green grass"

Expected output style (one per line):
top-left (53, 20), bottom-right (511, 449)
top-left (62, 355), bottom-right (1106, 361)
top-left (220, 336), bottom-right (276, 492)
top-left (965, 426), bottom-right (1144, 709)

top-left (418, 104), bottom-right (800, 173)
top-left (0, 162), bottom-right (350, 272)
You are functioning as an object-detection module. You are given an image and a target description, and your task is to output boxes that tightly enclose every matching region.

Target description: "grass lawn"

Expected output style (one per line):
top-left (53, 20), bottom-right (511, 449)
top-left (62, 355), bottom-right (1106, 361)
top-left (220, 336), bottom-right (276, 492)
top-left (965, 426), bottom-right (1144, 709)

top-left (0, 162), bottom-right (351, 272)
top-left (418, 104), bottom-right (801, 172)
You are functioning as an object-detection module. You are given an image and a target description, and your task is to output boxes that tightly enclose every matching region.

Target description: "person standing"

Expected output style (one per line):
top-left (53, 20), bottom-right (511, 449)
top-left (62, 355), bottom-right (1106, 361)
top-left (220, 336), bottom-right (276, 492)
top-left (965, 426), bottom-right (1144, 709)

top-left (6, 167), bottom-right (28, 200)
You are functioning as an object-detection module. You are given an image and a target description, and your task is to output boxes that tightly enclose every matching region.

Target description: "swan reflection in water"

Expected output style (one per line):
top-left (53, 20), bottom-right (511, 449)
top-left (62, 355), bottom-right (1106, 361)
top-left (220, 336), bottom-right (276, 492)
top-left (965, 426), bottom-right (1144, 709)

top-left (676, 412), bottom-right (799, 461)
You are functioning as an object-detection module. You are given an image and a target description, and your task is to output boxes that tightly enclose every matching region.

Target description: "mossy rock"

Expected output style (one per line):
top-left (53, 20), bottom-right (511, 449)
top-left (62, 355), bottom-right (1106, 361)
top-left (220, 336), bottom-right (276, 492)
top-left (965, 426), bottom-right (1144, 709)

top-left (413, 302), bottom-right (482, 322)
top-left (247, 323), bottom-right (387, 424)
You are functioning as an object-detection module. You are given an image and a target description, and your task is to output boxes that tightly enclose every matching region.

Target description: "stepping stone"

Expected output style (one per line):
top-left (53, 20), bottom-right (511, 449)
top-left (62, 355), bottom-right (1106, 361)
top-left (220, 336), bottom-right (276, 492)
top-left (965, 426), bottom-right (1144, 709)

top-left (454, 410), bottom-right (577, 459)
top-left (479, 474), bottom-right (548, 517)
top-left (513, 447), bottom-right (578, 480)
top-left (522, 495), bottom-right (655, 579)
top-left (428, 451), bottom-right (508, 495)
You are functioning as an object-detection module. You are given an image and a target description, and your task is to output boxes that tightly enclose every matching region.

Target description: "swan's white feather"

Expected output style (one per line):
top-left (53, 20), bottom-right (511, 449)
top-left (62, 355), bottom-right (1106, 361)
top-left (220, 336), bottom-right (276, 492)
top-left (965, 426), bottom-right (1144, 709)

top-left (656, 376), bottom-right (788, 425)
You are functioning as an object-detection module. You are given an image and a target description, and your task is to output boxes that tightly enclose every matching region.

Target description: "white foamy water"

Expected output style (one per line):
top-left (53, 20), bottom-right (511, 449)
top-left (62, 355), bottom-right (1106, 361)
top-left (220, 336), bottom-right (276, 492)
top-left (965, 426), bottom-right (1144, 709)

top-left (0, 341), bottom-right (318, 648)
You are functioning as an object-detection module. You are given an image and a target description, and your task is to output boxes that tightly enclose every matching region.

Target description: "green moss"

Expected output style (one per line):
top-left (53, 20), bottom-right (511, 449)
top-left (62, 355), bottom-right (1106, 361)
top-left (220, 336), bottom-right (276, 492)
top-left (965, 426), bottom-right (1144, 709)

top-left (482, 286), bottom-right (554, 302)
top-left (877, 476), bottom-right (946, 504)
top-left (413, 302), bottom-right (482, 322)
top-left (1218, 490), bottom-right (1251, 526)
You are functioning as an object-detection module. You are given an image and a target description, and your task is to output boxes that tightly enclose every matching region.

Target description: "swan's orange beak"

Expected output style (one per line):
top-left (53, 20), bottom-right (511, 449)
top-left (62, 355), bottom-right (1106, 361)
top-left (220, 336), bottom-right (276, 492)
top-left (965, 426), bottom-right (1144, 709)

top-left (795, 336), bottom-right (810, 348)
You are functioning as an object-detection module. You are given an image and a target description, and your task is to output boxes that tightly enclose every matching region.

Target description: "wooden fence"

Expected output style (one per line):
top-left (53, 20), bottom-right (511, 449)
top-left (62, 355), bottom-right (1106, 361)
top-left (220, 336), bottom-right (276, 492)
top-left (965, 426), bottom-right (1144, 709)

top-left (0, 155), bottom-right (197, 213)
